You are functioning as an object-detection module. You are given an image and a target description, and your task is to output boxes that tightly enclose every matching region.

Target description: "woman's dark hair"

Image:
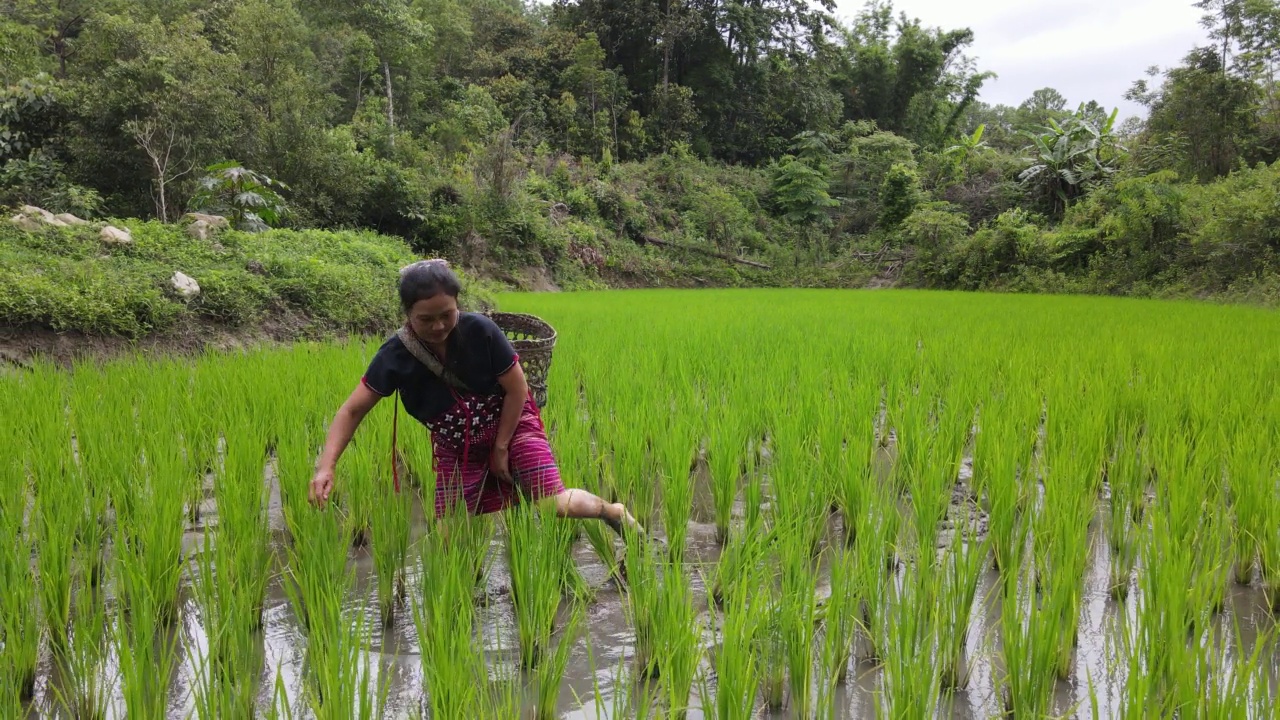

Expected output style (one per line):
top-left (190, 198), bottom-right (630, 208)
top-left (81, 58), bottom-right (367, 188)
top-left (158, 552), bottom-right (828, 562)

top-left (398, 259), bottom-right (461, 312)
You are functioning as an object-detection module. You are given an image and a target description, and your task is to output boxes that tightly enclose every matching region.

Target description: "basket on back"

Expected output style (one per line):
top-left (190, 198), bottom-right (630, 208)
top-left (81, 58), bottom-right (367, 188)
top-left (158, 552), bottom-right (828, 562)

top-left (484, 312), bottom-right (556, 408)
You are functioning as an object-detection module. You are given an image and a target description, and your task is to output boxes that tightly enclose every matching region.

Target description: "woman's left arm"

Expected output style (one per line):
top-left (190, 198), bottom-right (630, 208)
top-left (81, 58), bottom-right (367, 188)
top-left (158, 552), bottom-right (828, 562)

top-left (490, 361), bottom-right (530, 481)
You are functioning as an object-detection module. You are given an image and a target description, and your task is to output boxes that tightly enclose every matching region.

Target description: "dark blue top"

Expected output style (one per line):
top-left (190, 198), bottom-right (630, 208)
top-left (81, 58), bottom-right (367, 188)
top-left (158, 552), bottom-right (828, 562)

top-left (362, 312), bottom-right (518, 425)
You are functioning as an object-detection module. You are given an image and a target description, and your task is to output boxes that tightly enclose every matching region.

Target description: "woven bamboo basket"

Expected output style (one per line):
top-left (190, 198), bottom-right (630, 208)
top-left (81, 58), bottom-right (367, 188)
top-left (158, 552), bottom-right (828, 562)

top-left (484, 312), bottom-right (557, 407)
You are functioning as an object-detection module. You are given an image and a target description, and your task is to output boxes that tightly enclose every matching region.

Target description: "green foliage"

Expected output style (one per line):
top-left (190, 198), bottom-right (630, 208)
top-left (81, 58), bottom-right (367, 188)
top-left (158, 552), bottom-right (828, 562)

top-left (769, 156), bottom-right (838, 225)
top-left (191, 162), bottom-right (290, 232)
top-left (878, 163), bottom-right (922, 228)
top-left (1019, 106), bottom-right (1124, 216)
top-left (0, 221), bottom-right (493, 337)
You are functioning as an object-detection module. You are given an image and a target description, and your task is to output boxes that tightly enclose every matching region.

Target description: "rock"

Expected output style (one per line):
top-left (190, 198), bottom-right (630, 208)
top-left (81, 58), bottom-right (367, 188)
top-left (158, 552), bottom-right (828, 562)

top-left (245, 259), bottom-right (267, 276)
top-left (171, 271), bottom-right (201, 300)
top-left (187, 220), bottom-right (212, 241)
top-left (183, 212), bottom-right (230, 230)
top-left (20, 205), bottom-right (56, 223)
top-left (211, 242), bottom-right (226, 253)
top-left (10, 214), bottom-right (43, 232)
top-left (100, 226), bottom-right (133, 245)
top-left (55, 213), bottom-right (88, 226)
top-left (10, 206), bottom-right (69, 230)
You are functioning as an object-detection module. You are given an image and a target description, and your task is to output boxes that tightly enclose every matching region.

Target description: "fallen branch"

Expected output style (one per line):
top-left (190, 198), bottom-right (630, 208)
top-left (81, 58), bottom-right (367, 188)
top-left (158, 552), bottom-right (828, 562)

top-left (637, 235), bottom-right (771, 270)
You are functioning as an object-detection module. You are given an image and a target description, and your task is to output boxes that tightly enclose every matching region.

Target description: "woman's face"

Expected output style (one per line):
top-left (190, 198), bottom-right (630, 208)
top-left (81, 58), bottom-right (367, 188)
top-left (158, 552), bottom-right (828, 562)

top-left (408, 293), bottom-right (459, 345)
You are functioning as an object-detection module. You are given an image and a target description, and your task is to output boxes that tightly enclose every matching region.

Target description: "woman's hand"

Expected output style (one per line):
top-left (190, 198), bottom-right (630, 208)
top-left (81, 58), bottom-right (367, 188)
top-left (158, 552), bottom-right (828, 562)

top-left (489, 445), bottom-right (512, 483)
top-left (310, 467), bottom-right (335, 507)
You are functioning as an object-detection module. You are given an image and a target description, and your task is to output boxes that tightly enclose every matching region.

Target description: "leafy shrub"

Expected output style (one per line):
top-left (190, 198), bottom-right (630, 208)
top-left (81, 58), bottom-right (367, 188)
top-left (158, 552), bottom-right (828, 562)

top-left (192, 268), bottom-right (277, 325)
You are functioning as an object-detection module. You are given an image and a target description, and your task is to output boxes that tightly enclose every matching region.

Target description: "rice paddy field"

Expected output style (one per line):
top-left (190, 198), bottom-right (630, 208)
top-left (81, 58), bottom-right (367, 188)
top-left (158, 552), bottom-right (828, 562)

top-left (2, 288), bottom-right (1278, 719)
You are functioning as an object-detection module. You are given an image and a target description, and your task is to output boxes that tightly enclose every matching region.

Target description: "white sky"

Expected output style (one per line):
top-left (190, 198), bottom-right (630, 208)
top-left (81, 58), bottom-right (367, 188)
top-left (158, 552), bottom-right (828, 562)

top-left (832, 0), bottom-right (1210, 120)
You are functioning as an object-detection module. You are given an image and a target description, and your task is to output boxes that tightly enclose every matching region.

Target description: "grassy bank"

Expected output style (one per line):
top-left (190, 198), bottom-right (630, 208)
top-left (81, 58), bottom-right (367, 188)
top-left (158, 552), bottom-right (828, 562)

top-left (0, 220), bottom-right (495, 340)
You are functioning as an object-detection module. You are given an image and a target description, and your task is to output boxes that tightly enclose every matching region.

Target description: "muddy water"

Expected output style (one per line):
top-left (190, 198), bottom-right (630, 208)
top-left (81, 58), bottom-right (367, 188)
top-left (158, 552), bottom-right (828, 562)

top-left (26, 462), bottom-right (1280, 719)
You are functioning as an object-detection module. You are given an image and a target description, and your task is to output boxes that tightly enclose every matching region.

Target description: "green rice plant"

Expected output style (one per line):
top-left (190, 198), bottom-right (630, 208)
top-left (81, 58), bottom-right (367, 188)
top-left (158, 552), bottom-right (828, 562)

top-left (708, 409), bottom-right (747, 544)
top-left (710, 514), bottom-right (768, 608)
top-left (52, 554), bottom-right (111, 720)
top-left (997, 534), bottom-right (1059, 717)
top-left (983, 415), bottom-right (1032, 578)
top-left (368, 435), bottom-right (412, 625)
top-left (0, 441), bottom-right (39, 705)
top-left (112, 527), bottom-right (182, 720)
top-left (412, 514), bottom-right (488, 718)
top-left (1036, 443), bottom-right (1096, 681)
top-left (852, 478), bottom-right (898, 663)
top-left (835, 382), bottom-right (879, 547)
top-left (655, 558), bottom-right (701, 719)
top-left (757, 593), bottom-right (787, 712)
top-left (1106, 424), bottom-right (1143, 599)
top-left (607, 414), bottom-right (658, 529)
top-left (1226, 427), bottom-right (1269, 586)
top-left (820, 544), bottom-right (858, 687)
top-left (876, 566), bottom-right (943, 719)
top-left (213, 416), bottom-right (274, 626)
top-left (936, 518), bottom-right (986, 690)
top-left (622, 527), bottom-right (664, 677)
top-left (131, 425), bottom-right (189, 626)
top-left (308, 610), bottom-right (390, 720)
top-left (776, 513), bottom-right (820, 716)
top-left (535, 601), bottom-right (585, 720)
top-left (1190, 621), bottom-right (1272, 718)
top-left (1127, 504), bottom-right (1202, 712)
top-left (704, 564), bottom-right (762, 720)
top-left (655, 414), bottom-right (695, 560)
top-left (191, 530), bottom-right (264, 717)
top-left (505, 500), bottom-right (566, 669)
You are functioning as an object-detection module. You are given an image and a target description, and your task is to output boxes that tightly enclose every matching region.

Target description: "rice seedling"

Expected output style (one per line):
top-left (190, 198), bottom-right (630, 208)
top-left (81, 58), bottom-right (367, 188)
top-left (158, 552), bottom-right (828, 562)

top-left (703, 562), bottom-right (762, 720)
top-left (707, 409), bottom-right (746, 544)
top-left (834, 382), bottom-right (879, 547)
top-left (112, 524), bottom-right (182, 720)
top-left (936, 518), bottom-right (986, 690)
top-left (997, 528), bottom-right (1059, 718)
top-left (852, 480), bottom-right (898, 663)
top-left (655, 413), bottom-right (695, 560)
top-left (505, 500), bottom-right (569, 669)
top-left (359, 403), bottom-right (412, 626)
top-left (412, 511), bottom-right (488, 718)
top-left (876, 565), bottom-right (943, 719)
top-left (621, 527), bottom-right (664, 677)
top-left (776, 512), bottom-right (821, 716)
top-left (0, 452), bottom-right (39, 706)
top-left (191, 529), bottom-right (265, 717)
top-left (820, 544), bottom-right (858, 688)
top-left (655, 557), bottom-right (701, 719)
top-left (52, 555), bottom-right (111, 720)
top-left (1106, 423), bottom-right (1144, 600)
top-left (215, 417), bottom-right (275, 626)
top-left (534, 601), bottom-right (584, 720)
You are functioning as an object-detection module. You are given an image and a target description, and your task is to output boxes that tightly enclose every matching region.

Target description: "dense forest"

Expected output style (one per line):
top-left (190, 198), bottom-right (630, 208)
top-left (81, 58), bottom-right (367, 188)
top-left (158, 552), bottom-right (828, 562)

top-left (3, 0), bottom-right (1280, 302)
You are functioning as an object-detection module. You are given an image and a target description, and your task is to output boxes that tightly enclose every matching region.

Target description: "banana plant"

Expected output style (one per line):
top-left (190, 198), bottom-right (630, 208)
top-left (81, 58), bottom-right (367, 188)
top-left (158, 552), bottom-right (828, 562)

top-left (1019, 105), bottom-right (1124, 215)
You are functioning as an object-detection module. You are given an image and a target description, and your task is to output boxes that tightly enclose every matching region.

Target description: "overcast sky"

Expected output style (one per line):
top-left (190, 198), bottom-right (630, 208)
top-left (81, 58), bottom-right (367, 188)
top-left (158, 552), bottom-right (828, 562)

top-left (832, 0), bottom-right (1210, 120)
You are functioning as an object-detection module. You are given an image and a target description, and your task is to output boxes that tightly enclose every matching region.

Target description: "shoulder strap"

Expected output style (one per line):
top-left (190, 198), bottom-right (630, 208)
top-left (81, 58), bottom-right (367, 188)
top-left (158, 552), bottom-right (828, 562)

top-left (397, 325), bottom-right (474, 393)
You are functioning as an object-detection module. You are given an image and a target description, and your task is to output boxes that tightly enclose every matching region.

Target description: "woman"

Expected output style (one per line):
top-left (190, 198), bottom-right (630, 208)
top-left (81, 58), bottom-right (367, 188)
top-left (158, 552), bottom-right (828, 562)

top-left (308, 259), bottom-right (640, 535)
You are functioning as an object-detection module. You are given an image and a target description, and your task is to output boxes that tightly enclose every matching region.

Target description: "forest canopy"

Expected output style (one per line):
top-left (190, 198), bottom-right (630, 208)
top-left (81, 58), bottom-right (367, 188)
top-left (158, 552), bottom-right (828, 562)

top-left (3, 0), bottom-right (1280, 305)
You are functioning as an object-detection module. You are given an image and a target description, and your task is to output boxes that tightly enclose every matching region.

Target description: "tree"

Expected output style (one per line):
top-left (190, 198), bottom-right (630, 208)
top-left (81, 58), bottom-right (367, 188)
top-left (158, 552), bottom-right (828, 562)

top-left (125, 118), bottom-right (196, 222)
top-left (1128, 47), bottom-right (1258, 179)
top-left (1018, 87), bottom-right (1068, 126)
top-left (770, 155), bottom-right (838, 224)
top-left (190, 161), bottom-right (289, 231)
top-left (1019, 106), bottom-right (1124, 216)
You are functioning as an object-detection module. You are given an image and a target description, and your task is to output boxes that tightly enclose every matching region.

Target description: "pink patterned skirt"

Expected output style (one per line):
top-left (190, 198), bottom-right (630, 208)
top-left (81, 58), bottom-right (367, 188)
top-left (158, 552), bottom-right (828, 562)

top-left (428, 395), bottom-right (566, 517)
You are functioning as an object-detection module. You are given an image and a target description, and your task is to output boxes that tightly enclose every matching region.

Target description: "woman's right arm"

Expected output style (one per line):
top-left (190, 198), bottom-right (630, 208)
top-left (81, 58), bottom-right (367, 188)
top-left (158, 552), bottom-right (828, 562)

top-left (309, 382), bottom-right (384, 507)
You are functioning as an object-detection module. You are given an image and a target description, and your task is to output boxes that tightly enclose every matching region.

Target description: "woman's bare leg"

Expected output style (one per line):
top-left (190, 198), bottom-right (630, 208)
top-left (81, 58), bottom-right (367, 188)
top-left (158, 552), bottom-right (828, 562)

top-left (549, 488), bottom-right (642, 535)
